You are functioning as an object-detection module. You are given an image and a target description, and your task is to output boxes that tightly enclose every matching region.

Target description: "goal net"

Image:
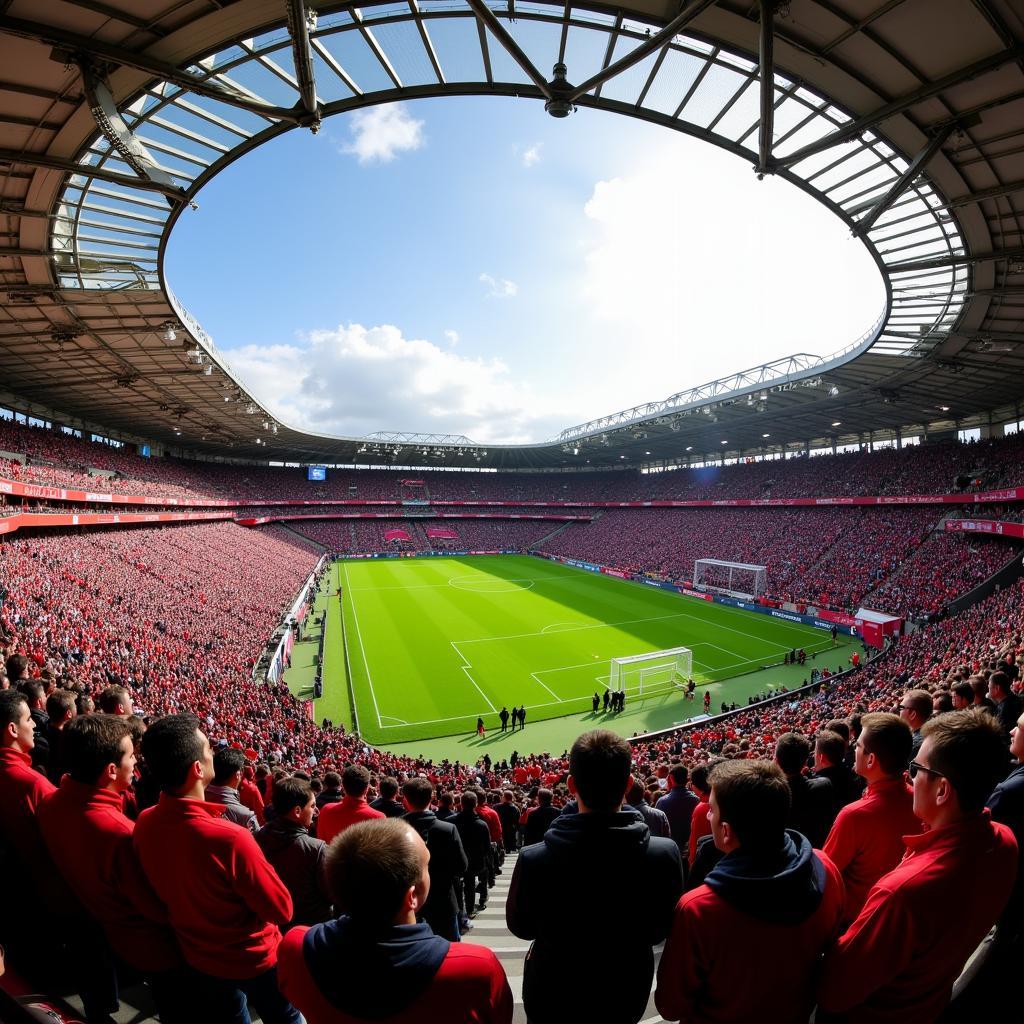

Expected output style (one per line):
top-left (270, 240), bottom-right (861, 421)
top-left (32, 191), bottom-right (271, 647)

top-left (693, 559), bottom-right (767, 601)
top-left (608, 647), bottom-right (693, 698)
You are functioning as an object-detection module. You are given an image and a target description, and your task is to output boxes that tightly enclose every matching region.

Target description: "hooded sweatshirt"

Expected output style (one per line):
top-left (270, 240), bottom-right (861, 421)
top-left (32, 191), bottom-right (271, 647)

top-left (656, 830), bottom-right (844, 1024)
top-left (506, 806), bottom-right (683, 1024)
top-left (255, 817), bottom-right (332, 926)
top-left (277, 917), bottom-right (512, 1024)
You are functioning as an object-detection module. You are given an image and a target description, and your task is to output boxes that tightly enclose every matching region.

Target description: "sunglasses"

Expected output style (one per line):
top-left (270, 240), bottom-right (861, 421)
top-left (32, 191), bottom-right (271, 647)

top-left (908, 760), bottom-right (945, 781)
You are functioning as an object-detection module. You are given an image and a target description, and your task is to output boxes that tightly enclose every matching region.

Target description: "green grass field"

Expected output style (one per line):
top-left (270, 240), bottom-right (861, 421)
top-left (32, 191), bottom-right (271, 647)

top-left (312, 555), bottom-right (854, 750)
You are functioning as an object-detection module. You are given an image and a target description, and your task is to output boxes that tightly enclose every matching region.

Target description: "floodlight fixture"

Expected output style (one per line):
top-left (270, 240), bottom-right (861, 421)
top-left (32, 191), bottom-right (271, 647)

top-left (160, 323), bottom-right (177, 343)
top-left (762, 433), bottom-right (771, 438)
top-left (832, 421), bottom-right (842, 427)
top-left (202, 365), bottom-right (213, 376)
top-left (685, 446), bottom-right (693, 451)
top-left (828, 386), bottom-right (840, 396)
top-left (544, 63), bottom-right (575, 118)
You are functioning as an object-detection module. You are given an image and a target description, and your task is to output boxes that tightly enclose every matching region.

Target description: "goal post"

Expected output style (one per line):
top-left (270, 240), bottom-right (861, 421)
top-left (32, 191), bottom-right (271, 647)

top-left (693, 559), bottom-right (767, 601)
top-left (608, 646), bottom-right (693, 697)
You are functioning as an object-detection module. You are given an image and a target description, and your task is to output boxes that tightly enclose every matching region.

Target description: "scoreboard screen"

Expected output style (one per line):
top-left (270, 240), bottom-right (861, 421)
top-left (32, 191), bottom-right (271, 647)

top-left (307, 466), bottom-right (326, 481)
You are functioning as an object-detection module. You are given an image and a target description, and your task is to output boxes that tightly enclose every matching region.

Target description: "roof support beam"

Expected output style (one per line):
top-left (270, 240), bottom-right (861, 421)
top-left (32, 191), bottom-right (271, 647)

top-left (889, 245), bottom-right (1024, 273)
top-left (0, 15), bottom-right (306, 124)
top-left (285, 0), bottom-right (321, 130)
top-left (78, 59), bottom-right (184, 206)
top-left (947, 178), bottom-right (1024, 209)
top-left (853, 123), bottom-right (955, 234)
top-left (776, 44), bottom-right (1024, 168)
top-left (0, 146), bottom-right (186, 200)
top-left (565, 0), bottom-right (718, 104)
top-left (757, 0), bottom-right (774, 176)
top-left (465, 0), bottom-right (553, 100)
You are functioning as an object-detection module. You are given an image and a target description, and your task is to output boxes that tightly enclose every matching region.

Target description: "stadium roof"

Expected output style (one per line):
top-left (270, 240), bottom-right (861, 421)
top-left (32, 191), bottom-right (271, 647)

top-left (0, 0), bottom-right (1022, 470)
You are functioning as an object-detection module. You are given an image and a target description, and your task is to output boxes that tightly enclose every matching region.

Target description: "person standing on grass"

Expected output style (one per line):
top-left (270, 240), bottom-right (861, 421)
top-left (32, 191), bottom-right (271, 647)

top-left (499, 707), bottom-right (509, 732)
top-left (476, 717), bottom-right (486, 739)
top-left (518, 706), bottom-right (527, 730)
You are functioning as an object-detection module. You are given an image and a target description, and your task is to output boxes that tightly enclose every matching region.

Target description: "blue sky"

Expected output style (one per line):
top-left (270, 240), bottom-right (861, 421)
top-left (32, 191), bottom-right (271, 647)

top-left (166, 96), bottom-right (884, 444)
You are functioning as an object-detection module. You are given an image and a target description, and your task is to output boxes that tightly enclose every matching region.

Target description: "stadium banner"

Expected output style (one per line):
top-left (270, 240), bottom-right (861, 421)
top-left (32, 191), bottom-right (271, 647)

top-left (945, 518), bottom-right (1024, 539)
top-left (601, 567), bottom-right (630, 578)
top-left (0, 509), bottom-right (234, 536)
top-left (815, 608), bottom-right (860, 627)
top-left (234, 512), bottom-right (591, 526)
top-left (5, 472), bottom-right (1024, 512)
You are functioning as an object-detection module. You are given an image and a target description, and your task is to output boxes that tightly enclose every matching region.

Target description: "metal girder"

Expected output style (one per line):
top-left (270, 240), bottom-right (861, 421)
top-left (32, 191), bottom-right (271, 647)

top-left (0, 15), bottom-right (306, 124)
top-left (947, 178), bottom-right (1024, 209)
top-left (853, 123), bottom-right (956, 235)
top-left (285, 0), bottom-right (321, 130)
top-left (564, 0), bottom-right (719, 104)
top-left (757, 0), bottom-right (774, 176)
top-left (78, 59), bottom-right (183, 206)
top-left (776, 44), bottom-right (1024, 168)
top-left (0, 146), bottom-right (186, 200)
top-left (465, 0), bottom-right (553, 100)
top-left (889, 246), bottom-right (1024, 273)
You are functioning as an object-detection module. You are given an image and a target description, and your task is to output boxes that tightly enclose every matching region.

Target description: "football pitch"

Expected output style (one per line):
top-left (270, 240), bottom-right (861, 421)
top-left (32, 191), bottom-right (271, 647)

top-left (325, 555), bottom-right (852, 748)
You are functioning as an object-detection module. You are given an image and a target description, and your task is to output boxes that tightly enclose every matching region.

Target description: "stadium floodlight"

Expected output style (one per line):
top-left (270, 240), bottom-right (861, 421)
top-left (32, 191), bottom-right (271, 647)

top-left (160, 322), bottom-right (177, 343)
top-left (202, 365), bottom-right (213, 375)
top-left (608, 647), bottom-right (693, 699)
top-left (828, 385), bottom-right (840, 396)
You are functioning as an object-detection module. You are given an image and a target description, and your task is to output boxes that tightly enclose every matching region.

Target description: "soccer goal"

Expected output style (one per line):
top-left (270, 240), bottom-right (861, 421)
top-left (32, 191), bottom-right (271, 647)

top-left (608, 646), bottom-right (693, 698)
top-left (693, 559), bottom-right (767, 601)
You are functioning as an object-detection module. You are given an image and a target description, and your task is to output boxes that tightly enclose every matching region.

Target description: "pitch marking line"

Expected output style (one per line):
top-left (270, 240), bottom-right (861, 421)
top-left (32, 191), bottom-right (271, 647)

top-left (342, 563), bottom-right (384, 730)
top-left (527, 672), bottom-right (564, 702)
top-left (449, 641), bottom-right (498, 714)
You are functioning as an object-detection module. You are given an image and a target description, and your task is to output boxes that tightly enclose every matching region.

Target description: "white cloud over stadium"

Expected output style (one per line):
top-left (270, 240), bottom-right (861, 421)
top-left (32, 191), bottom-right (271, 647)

top-left (227, 323), bottom-right (575, 444)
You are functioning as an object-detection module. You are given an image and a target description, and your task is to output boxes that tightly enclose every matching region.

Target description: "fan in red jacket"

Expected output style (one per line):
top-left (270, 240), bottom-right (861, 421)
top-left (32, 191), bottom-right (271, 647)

top-left (316, 764), bottom-right (384, 845)
top-left (822, 712), bottom-right (922, 925)
top-left (818, 710), bottom-right (1019, 1024)
top-left (656, 760), bottom-right (845, 1024)
top-left (0, 691), bottom-right (54, 869)
top-left (37, 714), bottom-right (186, 1021)
top-left (132, 714), bottom-right (301, 1024)
top-left (278, 818), bottom-right (512, 1024)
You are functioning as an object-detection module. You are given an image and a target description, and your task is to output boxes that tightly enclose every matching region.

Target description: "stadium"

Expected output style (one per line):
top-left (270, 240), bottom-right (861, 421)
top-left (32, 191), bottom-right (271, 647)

top-left (1, 0), bottom-right (1024, 1021)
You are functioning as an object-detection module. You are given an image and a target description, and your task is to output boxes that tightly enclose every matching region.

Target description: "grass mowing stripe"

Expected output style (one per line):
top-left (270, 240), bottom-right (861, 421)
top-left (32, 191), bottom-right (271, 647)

top-left (336, 555), bottom-right (858, 747)
top-left (342, 562), bottom-right (383, 729)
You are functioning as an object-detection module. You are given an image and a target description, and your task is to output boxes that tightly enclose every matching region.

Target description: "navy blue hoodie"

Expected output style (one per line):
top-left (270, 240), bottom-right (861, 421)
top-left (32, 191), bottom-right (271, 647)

top-left (302, 917), bottom-right (449, 1019)
top-left (704, 828), bottom-right (826, 924)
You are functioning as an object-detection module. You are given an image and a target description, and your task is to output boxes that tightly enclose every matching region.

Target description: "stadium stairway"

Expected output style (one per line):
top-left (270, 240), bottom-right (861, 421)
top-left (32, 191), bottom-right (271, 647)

top-left (59, 849), bottom-right (670, 1023)
top-left (464, 850), bottom-right (669, 1024)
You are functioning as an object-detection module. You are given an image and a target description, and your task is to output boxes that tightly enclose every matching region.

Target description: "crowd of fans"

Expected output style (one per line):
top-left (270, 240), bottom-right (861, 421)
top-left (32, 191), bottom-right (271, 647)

top-left (1, 485), bottom-right (1024, 1019)
top-left (4, 416), bottom-right (1024, 506)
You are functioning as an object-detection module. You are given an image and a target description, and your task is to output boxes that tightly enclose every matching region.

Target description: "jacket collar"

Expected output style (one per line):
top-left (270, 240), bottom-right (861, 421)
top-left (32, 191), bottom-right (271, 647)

top-left (903, 810), bottom-right (993, 852)
top-left (156, 791), bottom-right (227, 819)
top-left (0, 746), bottom-right (33, 769)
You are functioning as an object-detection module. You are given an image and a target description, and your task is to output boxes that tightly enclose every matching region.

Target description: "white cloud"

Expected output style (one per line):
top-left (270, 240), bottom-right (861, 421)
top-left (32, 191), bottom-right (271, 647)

top-left (342, 104), bottom-right (424, 164)
top-left (479, 272), bottom-right (519, 298)
top-left (443, 329), bottom-right (459, 347)
top-left (226, 323), bottom-right (570, 444)
top-left (521, 143), bottom-right (542, 168)
top-left (575, 142), bottom-right (885, 405)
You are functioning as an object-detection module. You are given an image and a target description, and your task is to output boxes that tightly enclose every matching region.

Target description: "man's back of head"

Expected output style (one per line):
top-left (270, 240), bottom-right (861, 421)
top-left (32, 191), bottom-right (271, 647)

top-left (327, 818), bottom-right (426, 927)
top-left (212, 746), bottom-right (246, 787)
top-left (815, 731), bottom-right (845, 770)
top-left (402, 776), bottom-right (433, 812)
top-left (917, 708), bottom-right (1010, 823)
top-left (857, 712), bottom-right (912, 779)
top-left (341, 763), bottom-right (370, 798)
top-left (140, 713), bottom-right (207, 793)
top-left (63, 713), bottom-right (132, 787)
top-left (775, 732), bottom-right (811, 777)
top-left (901, 689), bottom-right (933, 729)
top-left (568, 729), bottom-right (632, 813)
top-left (709, 760), bottom-right (791, 853)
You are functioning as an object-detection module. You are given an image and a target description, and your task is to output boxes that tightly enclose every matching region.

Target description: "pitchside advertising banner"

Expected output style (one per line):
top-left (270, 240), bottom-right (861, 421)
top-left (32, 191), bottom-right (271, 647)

top-left (539, 553), bottom-right (855, 633)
